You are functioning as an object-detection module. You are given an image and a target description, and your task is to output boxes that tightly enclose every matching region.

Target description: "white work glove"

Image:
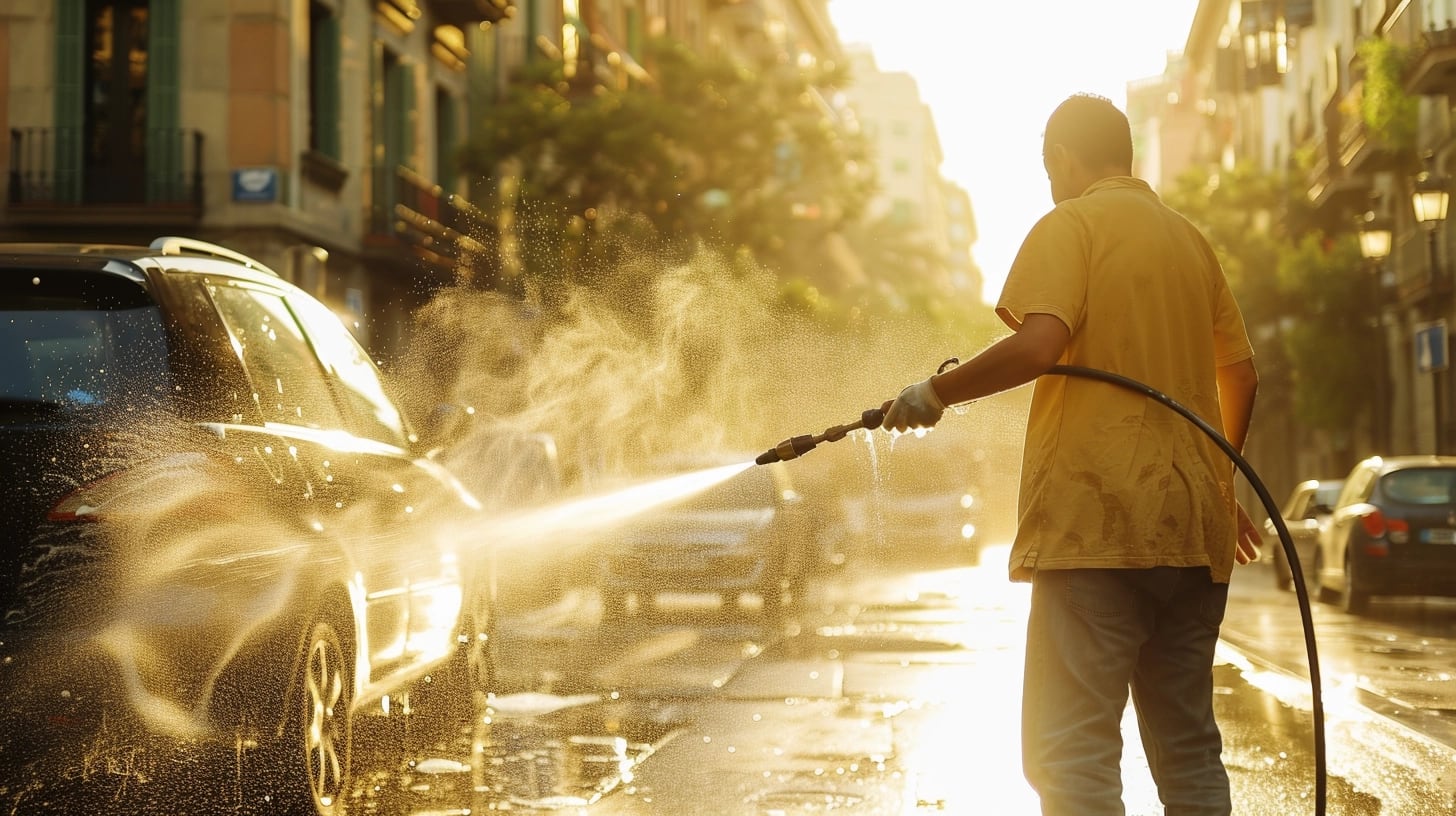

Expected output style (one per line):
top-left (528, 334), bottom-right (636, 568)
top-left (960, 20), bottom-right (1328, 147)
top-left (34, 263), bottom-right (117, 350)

top-left (883, 377), bottom-right (946, 433)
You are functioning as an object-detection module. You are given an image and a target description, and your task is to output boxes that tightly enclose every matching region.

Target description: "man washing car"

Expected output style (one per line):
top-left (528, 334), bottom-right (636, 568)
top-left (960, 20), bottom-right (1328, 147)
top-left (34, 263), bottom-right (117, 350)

top-left (882, 93), bottom-right (1262, 815)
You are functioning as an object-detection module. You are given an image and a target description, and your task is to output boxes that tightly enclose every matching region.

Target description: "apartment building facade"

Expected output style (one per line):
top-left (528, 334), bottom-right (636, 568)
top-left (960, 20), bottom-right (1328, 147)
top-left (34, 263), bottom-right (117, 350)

top-left (1155, 0), bottom-right (1456, 481)
top-left (2, 0), bottom-right (513, 358)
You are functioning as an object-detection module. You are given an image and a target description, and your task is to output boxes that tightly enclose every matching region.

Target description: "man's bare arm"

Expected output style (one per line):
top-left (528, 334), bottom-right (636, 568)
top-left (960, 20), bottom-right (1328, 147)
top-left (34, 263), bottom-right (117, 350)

top-left (1215, 357), bottom-right (1259, 454)
top-left (928, 313), bottom-right (1071, 406)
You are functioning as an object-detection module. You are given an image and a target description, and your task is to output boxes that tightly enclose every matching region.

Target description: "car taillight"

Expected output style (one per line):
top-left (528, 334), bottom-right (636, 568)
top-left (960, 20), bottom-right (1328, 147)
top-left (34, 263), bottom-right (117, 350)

top-left (1386, 518), bottom-right (1410, 545)
top-left (45, 471), bottom-right (126, 522)
top-left (1358, 509), bottom-right (1397, 556)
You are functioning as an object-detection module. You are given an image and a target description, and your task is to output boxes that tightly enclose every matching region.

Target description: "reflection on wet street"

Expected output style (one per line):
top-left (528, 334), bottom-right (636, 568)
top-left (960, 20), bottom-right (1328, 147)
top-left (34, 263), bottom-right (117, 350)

top-left (6, 542), bottom-right (1456, 814)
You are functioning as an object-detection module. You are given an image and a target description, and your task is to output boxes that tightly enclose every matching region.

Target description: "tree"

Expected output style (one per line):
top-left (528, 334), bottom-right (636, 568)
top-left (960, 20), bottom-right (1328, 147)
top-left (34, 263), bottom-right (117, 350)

top-left (1165, 163), bottom-right (1373, 467)
top-left (462, 37), bottom-right (875, 292)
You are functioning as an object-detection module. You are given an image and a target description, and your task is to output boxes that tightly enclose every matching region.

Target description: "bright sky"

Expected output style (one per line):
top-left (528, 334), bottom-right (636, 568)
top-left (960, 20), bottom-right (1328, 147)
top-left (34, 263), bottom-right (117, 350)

top-left (829, 0), bottom-right (1201, 305)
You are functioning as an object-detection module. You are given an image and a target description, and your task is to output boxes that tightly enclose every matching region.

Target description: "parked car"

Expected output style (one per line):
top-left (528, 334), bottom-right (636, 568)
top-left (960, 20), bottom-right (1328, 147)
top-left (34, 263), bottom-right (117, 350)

top-left (1312, 455), bottom-right (1456, 614)
top-left (597, 455), bottom-right (811, 620)
top-left (0, 238), bottom-right (491, 815)
top-left (869, 434), bottom-right (984, 565)
top-left (1263, 478), bottom-right (1344, 591)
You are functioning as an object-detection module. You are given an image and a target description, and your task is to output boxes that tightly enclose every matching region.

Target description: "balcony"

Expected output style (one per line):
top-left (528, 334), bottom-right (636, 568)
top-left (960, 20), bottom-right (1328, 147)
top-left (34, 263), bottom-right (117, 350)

top-left (426, 0), bottom-right (512, 27)
top-left (1305, 89), bottom-right (1374, 217)
top-left (366, 164), bottom-right (493, 271)
top-left (6, 127), bottom-right (204, 226)
top-left (1406, 25), bottom-right (1456, 95)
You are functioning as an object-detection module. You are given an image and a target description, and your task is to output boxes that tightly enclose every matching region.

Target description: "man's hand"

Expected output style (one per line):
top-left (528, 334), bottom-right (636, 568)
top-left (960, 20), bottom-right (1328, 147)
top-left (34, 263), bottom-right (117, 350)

top-left (1234, 501), bottom-right (1262, 565)
top-left (882, 377), bottom-right (946, 433)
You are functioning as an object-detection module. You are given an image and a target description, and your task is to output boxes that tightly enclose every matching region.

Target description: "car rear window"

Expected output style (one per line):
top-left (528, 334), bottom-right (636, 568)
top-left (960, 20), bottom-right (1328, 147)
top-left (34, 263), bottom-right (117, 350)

top-left (1380, 468), bottom-right (1456, 505)
top-left (0, 272), bottom-right (171, 412)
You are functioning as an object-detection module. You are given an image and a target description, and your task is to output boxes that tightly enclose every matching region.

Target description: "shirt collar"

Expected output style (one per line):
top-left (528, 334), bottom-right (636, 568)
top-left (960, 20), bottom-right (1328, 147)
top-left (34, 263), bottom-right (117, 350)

top-left (1081, 176), bottom-right (1153, 197)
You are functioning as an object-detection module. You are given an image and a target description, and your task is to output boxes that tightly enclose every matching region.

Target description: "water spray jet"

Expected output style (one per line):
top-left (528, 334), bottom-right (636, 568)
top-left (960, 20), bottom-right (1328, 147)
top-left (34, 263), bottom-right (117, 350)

top-left (753, 408), bottom-right (885, 465)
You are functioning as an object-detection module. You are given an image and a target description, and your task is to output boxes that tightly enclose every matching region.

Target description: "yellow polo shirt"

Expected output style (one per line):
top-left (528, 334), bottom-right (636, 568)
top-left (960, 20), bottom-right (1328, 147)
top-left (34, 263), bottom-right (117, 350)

top-left (996, 177), bottom-right (1254, 583)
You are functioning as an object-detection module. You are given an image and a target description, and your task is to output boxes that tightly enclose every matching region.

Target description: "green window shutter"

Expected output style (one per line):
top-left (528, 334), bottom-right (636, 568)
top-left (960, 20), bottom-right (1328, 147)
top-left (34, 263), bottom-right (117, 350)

top-left (524, 0), bottom-right (537, 63)
top-left (147, 0), bottom-right (182, 202)
top-left (435, 91), bottom-right (457, 192)
top-left (626, 7), bottom-right (641, 57)
top-left (53, 0), bottom-right (85, 203)
top-left (387, 60), bottom-right (415, 169)
top-left (313, 12), bottom-right (341, 159)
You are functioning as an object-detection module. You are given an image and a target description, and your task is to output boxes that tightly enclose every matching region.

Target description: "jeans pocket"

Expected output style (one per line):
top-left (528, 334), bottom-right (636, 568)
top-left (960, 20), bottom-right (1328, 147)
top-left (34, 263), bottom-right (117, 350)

top-left (1197, 577), bottom-right (1230, 628)
top-left (1061, 570), bottom-right (1126, 618)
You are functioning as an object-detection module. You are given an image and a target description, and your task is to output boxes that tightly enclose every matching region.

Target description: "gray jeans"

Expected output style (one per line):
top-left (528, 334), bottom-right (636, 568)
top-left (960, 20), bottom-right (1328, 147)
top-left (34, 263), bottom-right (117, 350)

top-left (1022, 567), bottom-right (1231, 816)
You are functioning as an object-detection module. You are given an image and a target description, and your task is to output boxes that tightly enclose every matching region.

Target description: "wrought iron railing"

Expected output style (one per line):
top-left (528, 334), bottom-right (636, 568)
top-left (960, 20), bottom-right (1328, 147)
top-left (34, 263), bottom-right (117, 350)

top-left (7, 127), bottom-right (203, 209)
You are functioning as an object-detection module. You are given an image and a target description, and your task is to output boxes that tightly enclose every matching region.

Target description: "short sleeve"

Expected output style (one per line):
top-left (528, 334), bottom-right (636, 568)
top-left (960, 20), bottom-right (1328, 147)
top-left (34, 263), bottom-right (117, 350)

top-left (1197, 232), bottom-right (1255, 366)
top-left (996, 207), bottom-right (1088, 335)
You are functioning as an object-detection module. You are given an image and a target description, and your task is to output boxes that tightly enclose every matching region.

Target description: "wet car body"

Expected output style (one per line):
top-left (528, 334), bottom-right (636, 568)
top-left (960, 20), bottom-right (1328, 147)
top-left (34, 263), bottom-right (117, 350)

top-left (597, 458), bottom-right (811, 619)
top-left (0, 239), bottom-right (489, 814)
top-left (1314, 455), bottom-right (1456, 614)
top-left (1264, 478), bottom-right (1343, 591)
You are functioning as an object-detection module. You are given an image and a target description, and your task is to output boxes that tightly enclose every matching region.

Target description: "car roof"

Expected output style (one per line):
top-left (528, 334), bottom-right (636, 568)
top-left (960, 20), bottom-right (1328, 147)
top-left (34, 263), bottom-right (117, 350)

top-left (1367, 455), bottom-right (1456, 472)
top-left (0, 237), bottom-right (286, 289)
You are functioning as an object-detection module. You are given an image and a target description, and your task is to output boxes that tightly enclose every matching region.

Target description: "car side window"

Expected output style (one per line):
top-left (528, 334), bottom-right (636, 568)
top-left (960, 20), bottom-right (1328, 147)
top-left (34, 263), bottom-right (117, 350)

top-left (285, 294), bottom-right (409, 448)
top-left (209, 284), bottom-right (346, 431)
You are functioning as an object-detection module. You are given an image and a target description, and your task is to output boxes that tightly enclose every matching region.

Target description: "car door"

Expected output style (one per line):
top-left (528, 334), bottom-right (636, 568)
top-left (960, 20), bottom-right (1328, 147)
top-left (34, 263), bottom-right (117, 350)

top-left (284, 290), bottom-right (474, 673)
top-left (206, 280), bottom-right (419, 682)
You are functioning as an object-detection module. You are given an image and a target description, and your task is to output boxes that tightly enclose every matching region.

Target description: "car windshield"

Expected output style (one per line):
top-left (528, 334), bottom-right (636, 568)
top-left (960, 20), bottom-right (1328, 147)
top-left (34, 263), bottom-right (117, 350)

top-left (1380, 468), bottom-right (1456, 505)
top-left (0, 275), bottom-right (171, 413)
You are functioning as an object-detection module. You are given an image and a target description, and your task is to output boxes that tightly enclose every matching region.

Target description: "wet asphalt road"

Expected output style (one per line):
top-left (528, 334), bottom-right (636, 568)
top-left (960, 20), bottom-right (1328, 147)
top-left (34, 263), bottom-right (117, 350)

top-left (354, 542), bottom-right (1456, 815)
top-left (6, 541), bottom-right (1456, 814)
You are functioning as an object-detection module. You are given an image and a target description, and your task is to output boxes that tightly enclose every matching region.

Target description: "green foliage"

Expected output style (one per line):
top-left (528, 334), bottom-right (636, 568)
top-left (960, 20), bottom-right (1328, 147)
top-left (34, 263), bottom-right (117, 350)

top-left (1277, 233), bottom-right (1380, 432)
top-left (1356, 37), bottom-right (1419, 153)
top-left (1165, 163), bottom-right (1376, 442)
top-left (463, 38), bottom-right (875, 288)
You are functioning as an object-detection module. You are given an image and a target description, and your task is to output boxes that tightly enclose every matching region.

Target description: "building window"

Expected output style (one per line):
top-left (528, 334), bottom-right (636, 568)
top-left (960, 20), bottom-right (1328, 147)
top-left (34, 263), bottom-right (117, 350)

top-left (309, 2), bottom-right (342, 160)
top-left (890, 199), bottom-right (915, 224)
top-left (892, 158), bottom-right (910, 174)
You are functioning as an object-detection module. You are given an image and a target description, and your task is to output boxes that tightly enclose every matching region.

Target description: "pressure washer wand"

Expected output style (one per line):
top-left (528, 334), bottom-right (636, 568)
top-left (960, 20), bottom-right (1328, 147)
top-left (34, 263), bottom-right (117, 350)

top-left (754, 407), bottom-right (886, 465)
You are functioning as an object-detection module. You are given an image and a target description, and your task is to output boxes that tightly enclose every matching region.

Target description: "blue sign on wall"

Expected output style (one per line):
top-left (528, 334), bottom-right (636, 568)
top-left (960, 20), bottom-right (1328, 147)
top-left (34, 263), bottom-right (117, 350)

top-left (1415, 321), bottom-right (1448, 373)
top-left (231, 167), bottom-right (279, 203)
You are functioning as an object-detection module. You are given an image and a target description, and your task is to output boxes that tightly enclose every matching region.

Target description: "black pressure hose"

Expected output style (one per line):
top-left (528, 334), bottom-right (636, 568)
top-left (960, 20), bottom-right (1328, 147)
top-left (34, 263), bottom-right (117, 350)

top-left (755, 364), bottom-right (1328, 812)
top-left (1048, 364), bottom-right (1325, 815)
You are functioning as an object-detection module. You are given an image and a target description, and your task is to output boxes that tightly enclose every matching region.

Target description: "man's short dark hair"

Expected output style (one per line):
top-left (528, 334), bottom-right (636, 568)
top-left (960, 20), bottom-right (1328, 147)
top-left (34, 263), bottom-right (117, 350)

top-left (1044, 93), bottom-right (1133, 172)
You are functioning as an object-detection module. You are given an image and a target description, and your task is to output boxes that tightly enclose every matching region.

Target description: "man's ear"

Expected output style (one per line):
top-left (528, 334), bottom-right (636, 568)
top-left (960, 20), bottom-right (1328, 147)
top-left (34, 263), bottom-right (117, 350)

top-left (1044, 142), bottom-right (1070, 174)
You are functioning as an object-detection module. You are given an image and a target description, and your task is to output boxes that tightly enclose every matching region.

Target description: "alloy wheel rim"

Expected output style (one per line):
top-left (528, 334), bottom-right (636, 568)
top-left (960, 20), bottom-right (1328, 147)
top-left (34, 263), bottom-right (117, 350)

top-left (305, 631), bottom-right (346, 808)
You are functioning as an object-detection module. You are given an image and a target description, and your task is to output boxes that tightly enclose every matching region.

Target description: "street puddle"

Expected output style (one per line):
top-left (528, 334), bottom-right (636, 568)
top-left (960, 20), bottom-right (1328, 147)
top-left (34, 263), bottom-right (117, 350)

top-left (351, 693), bottom-right (686, 812)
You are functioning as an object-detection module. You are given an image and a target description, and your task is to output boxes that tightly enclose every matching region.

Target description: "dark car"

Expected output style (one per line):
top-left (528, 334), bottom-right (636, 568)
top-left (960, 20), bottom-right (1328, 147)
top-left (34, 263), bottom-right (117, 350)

top-left (0, 237), bottom-right (492, 814)
top-left (1263, 478), bottom-right (1344, 591)
top-left (1313, 455), bottom-right (1456, 614)
top-left (597, 456), bottom-right (811, 620)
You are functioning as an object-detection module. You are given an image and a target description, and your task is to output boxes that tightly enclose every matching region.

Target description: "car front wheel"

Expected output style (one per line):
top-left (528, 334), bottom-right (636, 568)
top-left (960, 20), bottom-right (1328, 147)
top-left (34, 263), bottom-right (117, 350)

top-left (250, 618), bottom-right (353, 816)
top-left (1340, 553), bottom-right (1370, 615)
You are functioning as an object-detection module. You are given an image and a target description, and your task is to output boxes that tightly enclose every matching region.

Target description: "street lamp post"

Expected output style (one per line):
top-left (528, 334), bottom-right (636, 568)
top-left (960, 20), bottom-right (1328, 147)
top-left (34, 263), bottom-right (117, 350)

top-left (1359, 210), bottom-right (1394, 452)
top-left (1412, 157), bottom-right (1452, 453)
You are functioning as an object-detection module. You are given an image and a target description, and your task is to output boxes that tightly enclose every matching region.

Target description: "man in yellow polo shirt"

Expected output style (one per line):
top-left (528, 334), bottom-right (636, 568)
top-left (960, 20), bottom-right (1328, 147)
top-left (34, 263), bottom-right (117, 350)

top-left (883, 94), bottom-right (1261, 815)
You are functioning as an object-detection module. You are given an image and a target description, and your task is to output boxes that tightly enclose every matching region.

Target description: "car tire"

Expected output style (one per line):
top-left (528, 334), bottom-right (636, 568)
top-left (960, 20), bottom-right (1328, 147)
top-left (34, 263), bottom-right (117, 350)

top-left (430, 583), bottom-right (495, 716)
top-left (249, 618), bottom-right (353, 816)
top-left (1313, 552), bottom-right (1340, 605)
top-left (1272, 545), bottom-right (1293, 591)
top-left (1340, 553), bottom-right (1370, 615)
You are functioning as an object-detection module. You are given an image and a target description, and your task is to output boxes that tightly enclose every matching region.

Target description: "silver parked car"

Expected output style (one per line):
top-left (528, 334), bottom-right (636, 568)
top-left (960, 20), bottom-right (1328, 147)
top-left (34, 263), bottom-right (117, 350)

top-left (1263, 478), bottom-right (1343, 591)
